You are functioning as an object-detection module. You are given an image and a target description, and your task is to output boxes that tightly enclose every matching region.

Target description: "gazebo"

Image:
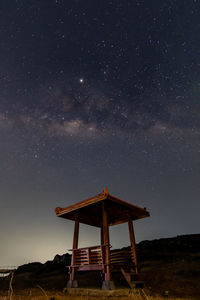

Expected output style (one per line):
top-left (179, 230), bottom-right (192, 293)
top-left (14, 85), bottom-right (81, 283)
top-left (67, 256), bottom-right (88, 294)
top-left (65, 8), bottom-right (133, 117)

top-left (55, 187), bottom-right (150, 289)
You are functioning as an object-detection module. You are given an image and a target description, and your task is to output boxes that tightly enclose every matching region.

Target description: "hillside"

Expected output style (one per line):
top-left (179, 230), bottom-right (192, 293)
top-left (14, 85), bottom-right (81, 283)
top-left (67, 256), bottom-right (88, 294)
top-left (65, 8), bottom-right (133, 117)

top-left (0, 234), bottom-right (200, 298)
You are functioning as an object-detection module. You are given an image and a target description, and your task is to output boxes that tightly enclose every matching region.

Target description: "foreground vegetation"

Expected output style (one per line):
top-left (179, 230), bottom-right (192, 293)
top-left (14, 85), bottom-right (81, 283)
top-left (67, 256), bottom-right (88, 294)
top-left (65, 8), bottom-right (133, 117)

top-left (0, 235), bottom-right (199, 299)
top-left (0, 287), bottom-right (195, 300)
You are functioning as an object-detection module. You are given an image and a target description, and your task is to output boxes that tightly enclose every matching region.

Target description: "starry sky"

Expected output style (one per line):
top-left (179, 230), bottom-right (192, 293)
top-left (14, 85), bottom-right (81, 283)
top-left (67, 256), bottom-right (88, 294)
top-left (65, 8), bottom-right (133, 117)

top-left (0, 0), bottom-right (200, 266)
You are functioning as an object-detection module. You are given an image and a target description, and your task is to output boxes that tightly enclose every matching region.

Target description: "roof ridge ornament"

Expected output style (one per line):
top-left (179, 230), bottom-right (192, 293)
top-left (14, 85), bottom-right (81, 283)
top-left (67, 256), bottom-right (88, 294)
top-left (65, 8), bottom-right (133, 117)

top-left (104, 186), bottom-right (109, 196)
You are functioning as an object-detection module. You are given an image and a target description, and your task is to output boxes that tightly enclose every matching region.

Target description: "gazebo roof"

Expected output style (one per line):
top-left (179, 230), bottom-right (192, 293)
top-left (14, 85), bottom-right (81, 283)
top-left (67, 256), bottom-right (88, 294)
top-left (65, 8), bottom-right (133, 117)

top-left (55, 187), bottom-right (150, 227)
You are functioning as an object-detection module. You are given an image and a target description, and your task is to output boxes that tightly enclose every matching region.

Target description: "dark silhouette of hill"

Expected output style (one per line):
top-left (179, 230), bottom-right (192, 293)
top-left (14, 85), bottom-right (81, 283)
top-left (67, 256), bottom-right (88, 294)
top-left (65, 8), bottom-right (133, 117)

top-left (1, 234), bottom-right (200, 298)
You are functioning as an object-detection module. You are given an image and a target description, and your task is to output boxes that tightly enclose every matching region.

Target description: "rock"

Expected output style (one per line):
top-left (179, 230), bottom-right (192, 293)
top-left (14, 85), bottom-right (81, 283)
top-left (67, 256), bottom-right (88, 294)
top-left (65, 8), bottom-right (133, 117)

top-left (15, 262), bottom-right (43, 274)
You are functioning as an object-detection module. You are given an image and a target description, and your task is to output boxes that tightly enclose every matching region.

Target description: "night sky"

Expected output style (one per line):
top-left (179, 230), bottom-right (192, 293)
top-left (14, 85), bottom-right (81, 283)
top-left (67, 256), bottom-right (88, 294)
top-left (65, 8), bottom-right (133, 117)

top-left (1, 0), bottom-right (200, 266)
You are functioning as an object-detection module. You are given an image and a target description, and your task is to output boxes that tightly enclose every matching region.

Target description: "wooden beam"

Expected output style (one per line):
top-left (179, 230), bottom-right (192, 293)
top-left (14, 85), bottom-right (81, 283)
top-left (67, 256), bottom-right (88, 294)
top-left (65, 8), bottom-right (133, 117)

top-left (102, 201), bottom-right (111, 281)
top-left (128, 212), bottom-right (138, 274)
top-left (76, 265), bottom-right (104, 271)
top-left (70, 213), bottom-right (79, 281)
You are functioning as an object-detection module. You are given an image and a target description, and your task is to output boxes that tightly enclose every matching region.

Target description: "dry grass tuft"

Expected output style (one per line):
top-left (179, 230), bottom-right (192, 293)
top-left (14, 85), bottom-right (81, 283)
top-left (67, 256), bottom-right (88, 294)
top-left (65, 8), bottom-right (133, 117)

top-left (0, 288), bottom-right (194, 300)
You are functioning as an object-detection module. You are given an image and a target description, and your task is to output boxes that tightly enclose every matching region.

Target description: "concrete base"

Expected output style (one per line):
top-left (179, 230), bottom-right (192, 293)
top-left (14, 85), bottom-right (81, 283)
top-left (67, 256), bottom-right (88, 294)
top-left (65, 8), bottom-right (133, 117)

top-left (102, 280), bottom-right (115, 290)
top-left (66, 280), bottom-right (78, 288)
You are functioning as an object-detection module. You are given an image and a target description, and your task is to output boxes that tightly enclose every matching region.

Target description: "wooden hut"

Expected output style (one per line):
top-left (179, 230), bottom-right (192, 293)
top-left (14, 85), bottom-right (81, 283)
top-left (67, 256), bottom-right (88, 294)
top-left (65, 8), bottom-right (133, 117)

top-left (55, 187), bottom-right (150, 289)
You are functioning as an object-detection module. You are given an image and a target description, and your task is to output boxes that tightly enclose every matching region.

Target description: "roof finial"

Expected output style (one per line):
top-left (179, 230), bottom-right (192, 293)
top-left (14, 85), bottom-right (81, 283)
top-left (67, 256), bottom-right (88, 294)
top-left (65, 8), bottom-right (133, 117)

top-left (104, 186), bottom-right (109, 195)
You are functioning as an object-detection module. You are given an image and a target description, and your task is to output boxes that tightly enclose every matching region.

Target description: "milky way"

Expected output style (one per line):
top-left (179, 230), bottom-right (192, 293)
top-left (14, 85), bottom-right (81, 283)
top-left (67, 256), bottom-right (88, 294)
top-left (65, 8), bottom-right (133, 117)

top-left (0, 0), bottom-right (200, 266)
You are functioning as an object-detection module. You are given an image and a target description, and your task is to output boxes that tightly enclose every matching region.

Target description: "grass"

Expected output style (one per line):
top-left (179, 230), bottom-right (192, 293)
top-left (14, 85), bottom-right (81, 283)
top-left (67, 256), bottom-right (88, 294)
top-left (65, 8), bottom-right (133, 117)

top-left (0, 287), bottom-right (196, 300)
top-left (0, 289), bottom-right (195, 300)
top-left (138, 256), bottom-right (200, 299)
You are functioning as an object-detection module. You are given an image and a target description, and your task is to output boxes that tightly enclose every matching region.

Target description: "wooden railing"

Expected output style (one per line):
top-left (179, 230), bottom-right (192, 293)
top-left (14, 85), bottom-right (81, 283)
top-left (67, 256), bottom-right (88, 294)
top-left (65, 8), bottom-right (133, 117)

top-left (110, 249), bottom-right (134, 265)
top-left (70, 246), bottom-right (134, 269)
top-left (71, 245), bottom-right (108, 266)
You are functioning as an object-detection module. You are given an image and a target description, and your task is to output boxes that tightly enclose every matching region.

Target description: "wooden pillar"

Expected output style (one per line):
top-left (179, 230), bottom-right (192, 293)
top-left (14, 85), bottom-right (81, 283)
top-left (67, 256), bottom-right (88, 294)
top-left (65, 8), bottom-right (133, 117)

top-left (100, 222), bottom-right (106, 277)
top-left (73, 214), bottom-right (79, 250)
top-left (128, 212), bottom-right (138, 274)
top-left (102, 201), bottom-right (111, 281)
top-left (100, 223), bottom-right (104, 245)
top-left (101, 202), bottom-right (115, 289)
top-left (102, 201), bottom-right (114, 290)
top-left (70, 214), bottom-right (79, 282)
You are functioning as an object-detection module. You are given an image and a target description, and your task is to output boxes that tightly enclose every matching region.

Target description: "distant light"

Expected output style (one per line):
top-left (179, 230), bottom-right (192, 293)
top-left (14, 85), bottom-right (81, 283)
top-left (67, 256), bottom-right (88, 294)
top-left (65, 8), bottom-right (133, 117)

top-left (79, 78), bottom-right (84, 83)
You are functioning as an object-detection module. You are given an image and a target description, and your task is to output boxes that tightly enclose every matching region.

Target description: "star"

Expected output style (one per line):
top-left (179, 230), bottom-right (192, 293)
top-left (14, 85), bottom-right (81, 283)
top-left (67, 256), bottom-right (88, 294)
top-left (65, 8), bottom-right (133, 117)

top-left (0, 0), bottom-right (200, 269)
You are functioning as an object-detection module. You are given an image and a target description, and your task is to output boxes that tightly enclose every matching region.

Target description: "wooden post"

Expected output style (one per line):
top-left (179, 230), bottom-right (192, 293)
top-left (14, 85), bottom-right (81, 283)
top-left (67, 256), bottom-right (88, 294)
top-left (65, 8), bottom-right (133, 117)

top-left (102, 201), bottom-right (110, 280)
top-left (73, 214), bottom-right (79, 250)
top-left (128, 212), bottom-right (138, 274)
top-left (68, 213), bottom-right (79, 287)
top-left (101, 201), bottom-right (115, 289)
top-left (100, 223), bottom-right (106, 271)
top-left (100, 223), bottom-right (105, 265)
top-left (100, 224), bottom-right (104, 245)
